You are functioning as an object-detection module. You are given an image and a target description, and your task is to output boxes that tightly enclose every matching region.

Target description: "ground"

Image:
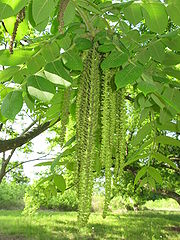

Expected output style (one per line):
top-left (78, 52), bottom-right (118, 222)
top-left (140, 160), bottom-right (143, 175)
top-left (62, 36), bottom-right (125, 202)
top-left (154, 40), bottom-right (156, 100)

top-left (0, 210), bottom-right (179, 240)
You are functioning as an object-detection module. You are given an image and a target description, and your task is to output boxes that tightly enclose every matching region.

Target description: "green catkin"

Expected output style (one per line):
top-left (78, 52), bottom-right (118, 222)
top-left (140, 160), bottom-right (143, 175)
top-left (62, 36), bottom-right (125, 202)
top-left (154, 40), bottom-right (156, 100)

top-left (76, 45), bottom-right (126, 224)
top-left (114, 89), bottom-right (126, 182)
top-left (76, 44), bottom-right (101, 226)
top-left (101, 69), bottom-right (116, 219)
top-left (59, 88), bottom-right (71, 147)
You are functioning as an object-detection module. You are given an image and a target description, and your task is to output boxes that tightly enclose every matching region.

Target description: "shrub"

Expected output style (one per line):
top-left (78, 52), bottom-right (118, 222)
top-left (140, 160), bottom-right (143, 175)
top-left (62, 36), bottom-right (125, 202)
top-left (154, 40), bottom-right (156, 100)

top-left (23, 182), bottom-right (78, 215)
top-left (0, 181), bottom-right (26, 209)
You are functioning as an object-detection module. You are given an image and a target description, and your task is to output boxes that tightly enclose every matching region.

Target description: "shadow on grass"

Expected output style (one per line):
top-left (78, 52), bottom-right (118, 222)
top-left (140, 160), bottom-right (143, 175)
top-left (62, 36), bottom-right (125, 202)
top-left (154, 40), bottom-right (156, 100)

top-left (0, 210), bottom-right (179, 240)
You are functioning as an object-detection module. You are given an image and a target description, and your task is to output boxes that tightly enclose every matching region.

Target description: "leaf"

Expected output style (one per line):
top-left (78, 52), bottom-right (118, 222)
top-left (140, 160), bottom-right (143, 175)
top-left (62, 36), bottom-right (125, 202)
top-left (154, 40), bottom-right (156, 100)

top-left (44, 60), bottom-right (72, 87)
top-left (77, 0), bottom-right (101, 14)
top-left (164, 67), bottom-right (180, 80)
top-left (141, 2), bottom-right (168, 34)
top-left (131, 122), bottom-right (152, 146)
top-left (162, 52), bottom-right (180, 66)
top-left (98, 43), bottom-right (115, 53)
top-left (153, 152), bottom-right (177, 169)
top-left (136, 49), bottom-right (150, 65)
top-left (63, 1), bottom-right (76, 26)
top-left (27, 42), bottom-right (59, 73)
top-left (61, 145), bottom-right (76, 158)
top-left (139, 177), bottom-right (148, 188)
top-left (45, 104), bottom-right (61, 121)
top-left (157, 121), bottom-right (180, 132)
top-left (147, 41), bottom-right (165, 62)
top-left (63, 135), bottom-right (76, 148)
top-left (1, 90), bottom-right (23, 120)
top-left (0, 2), bottom-right (14, 20)
top-left (32, 0), bottom-right (58, 25)
top-left (124, 154), bottom-right (149, 167)
top-left (123, 2), bottom-right (143, 25)
top-left (155, 136), bottom-right (180, 148)
top-left (37, 175), bottom-right (53, 186)
top-left (0, 66), bottom-right (20, 83)
top-left (40, 42), bottom-right (60, 63)
top-left (115, 63), bottom-right (143, 89)
top-left (161, 87), bottom-right (180, 113)
top-left (13, 68), bottom-right (28, 84)
top-left (166, 0), bottom-right (180, 26)
top-left (54, 174), bottom-right (66, 192)
top-left (27, 54), bottom-right (46, 75)
top-left (151, 94), bottom-right (165, 110)
top-left (74, 38), bottom-right (93, 51)
top-left (35, 161), bottom-right (53, 167)
top-left (0, 48), bottom-right (35, 66)
top-left (138, 81), bottom-right (157, 96)
top-left (134, 166), bottom-right (148, 185)
top-left (148, 167), bottom-right (162, 185)
top-left (130, 140), bottom-right (152, 160)
top-left (27, 75), bottom-right (55, 103)
top-left (3, 0), bottom-right (28, 14)
top-left (62, 50), bottom-right (83, 71)
top-left (148, 177), bottom-right (156, 190)
top-left (162, 34), bottom-right (180, 51)
top-left (101, 50), bottom-right (128, 70)
top-left (50, 146), bottom-right (76, 171)
top-left (57, 34), bottom-right (72, 50)
top-left (51, 154), bottom-right (61, 172)
top-left (105, 14), bottom-right (119, 22)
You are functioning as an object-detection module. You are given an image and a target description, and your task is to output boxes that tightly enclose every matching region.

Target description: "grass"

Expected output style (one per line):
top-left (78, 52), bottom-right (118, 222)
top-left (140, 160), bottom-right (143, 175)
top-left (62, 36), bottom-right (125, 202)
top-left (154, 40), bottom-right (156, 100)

top-left (0, 210), bottom-right (179, 240)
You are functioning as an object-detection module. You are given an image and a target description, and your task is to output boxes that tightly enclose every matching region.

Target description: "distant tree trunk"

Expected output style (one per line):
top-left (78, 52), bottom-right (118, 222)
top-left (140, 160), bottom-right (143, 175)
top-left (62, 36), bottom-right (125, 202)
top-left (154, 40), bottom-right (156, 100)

top-left (156, 189), bottom-right (180, 206)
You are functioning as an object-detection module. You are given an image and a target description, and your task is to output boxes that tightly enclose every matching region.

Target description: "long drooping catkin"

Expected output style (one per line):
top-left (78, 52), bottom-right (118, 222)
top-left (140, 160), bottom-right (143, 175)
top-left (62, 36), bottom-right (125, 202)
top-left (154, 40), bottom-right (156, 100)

top-left (76, 43), bottom-right (101, 226)
top-left (101, 69), bottom-right (116, 218)
top-left (114, 89), bottom-right (126, 182)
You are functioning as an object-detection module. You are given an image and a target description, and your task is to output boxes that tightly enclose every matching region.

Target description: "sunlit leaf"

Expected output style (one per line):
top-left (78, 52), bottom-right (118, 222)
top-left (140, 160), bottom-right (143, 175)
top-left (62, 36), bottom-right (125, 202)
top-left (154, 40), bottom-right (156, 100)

top-left (1, 90), bottom-right (23, 120)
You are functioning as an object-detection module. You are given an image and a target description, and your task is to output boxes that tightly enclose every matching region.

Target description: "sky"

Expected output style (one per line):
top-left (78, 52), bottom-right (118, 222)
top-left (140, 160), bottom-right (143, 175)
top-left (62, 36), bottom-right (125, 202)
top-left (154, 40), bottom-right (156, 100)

top-left (0, 114), bottom-right (59, 181)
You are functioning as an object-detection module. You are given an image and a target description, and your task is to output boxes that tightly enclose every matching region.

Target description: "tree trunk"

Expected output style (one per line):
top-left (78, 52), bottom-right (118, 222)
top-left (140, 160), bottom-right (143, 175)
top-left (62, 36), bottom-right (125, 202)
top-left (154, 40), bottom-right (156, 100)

top-left (156, 189), bottom-right (180, 206)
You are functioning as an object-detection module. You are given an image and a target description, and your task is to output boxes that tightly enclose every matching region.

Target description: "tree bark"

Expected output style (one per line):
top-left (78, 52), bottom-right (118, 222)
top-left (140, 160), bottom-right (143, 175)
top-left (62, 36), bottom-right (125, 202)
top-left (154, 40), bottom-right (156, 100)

top-left (0, 120), bottom-right (59, 153)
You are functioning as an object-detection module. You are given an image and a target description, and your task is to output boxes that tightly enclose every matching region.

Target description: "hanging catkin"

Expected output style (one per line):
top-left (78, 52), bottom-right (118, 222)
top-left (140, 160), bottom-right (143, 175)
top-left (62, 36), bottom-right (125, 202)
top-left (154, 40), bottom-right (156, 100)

top-left (9, 7), bottom-right (25, 54)
top-left (76, 43), bottom-right (101, 226)
top-left (114, 89), bottom-right (126, 182)
top-left (59, 88), bottom-right (71, 147)
top-left (101, 69), bottom-right (116, 218)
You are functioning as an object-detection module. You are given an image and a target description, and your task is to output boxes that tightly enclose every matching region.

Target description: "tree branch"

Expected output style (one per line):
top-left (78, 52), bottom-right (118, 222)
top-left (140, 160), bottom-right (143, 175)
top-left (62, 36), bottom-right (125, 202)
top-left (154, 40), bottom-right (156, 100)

top-left (0, 119), bottom-right (60, 153)
top-left (154, 189), bottom-right (180, 206)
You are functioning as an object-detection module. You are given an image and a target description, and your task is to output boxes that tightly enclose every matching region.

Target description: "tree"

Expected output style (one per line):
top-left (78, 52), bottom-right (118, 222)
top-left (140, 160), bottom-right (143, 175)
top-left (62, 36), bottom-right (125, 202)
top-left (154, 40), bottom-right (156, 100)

top-left (0, 0), bottom-right (180, 226)
top-left (0, 113), bottom-right (60, 183)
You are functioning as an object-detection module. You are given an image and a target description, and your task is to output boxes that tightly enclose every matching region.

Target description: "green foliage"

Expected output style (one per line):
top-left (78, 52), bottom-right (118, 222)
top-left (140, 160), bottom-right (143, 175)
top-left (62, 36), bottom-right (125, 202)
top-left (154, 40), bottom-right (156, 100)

top-left (141, 2), bottom-right (168, 34)
top-left (23, 182), bottom-right (78, 215)
top-left (1, 90), bottom-right (23, 120)
top-left (115, 63), bottom-right (143, 89)
top-left (0, 182), bottom-right (26, 209)
top-left (100, 50), bottom-right (128, 70)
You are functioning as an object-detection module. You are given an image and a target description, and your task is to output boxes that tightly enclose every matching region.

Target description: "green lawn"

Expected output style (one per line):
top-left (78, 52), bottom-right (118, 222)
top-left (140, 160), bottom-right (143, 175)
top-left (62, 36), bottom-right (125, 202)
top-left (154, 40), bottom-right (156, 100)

top-left (0, 210), bottom-right (179, 240)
